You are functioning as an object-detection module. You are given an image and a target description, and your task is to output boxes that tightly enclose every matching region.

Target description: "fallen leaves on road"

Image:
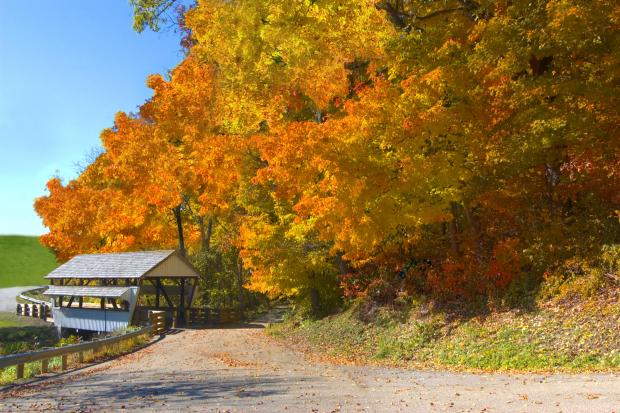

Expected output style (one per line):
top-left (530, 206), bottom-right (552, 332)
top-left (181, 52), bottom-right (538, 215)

top-left (212, 352), bottom-right (259, 368)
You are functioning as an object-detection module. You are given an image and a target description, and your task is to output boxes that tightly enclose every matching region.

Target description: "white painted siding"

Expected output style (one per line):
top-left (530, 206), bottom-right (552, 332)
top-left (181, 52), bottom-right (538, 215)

top-left (52, 307), bottom-right (130, 332)
top-left (51, 287), bottom-right (140, 333)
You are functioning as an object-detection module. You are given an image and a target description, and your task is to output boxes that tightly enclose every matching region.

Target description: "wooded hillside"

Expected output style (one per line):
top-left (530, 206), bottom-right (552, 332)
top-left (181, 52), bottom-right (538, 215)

top-left (36, 0), bottom-right (620, 313)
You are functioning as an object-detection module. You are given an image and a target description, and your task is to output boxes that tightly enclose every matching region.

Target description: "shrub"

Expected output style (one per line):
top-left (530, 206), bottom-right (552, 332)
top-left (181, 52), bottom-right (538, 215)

top-left (538, 244), bottom-right (620, 301)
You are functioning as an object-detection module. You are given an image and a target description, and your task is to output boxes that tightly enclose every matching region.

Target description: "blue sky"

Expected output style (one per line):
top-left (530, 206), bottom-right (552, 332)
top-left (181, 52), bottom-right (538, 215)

top-left (0, 1), bottom-right (185, 236)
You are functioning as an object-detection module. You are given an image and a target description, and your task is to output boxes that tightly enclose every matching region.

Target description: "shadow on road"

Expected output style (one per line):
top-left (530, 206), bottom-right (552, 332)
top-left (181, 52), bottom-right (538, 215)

top-left (2, 368), bottom-right (321, 410)
top-left (180, 322), bottom-right (265, 330)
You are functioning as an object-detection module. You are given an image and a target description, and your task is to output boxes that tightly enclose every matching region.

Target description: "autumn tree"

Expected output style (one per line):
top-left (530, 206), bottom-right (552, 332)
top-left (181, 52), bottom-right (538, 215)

top-left (38, 0), bottom-right (620, 310)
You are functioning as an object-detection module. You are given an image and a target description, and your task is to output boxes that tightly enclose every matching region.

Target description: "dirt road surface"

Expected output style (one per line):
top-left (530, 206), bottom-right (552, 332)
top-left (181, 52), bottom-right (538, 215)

top-left (1, 326), bottom-right (618, 412)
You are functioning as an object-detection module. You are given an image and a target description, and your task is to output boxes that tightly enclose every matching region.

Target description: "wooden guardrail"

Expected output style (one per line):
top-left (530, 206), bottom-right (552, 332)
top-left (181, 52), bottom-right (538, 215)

top-left (0, 325), bottom-right (158, 382)
top-left (16, 303), bottom-right (50, 320)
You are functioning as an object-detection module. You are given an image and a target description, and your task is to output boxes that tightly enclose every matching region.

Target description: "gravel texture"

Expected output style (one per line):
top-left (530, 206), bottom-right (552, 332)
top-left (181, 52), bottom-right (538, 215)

top-left (0, 325), bottom-right (618, 412)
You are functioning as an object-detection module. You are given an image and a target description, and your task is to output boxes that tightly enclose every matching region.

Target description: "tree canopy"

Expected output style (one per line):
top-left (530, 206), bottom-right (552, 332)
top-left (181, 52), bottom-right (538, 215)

top-left (37, 0), bottom-right (620, 311)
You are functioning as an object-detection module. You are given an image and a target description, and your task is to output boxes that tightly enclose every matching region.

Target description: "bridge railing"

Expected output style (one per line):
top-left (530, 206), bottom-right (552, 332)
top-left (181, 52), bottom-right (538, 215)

top-left (18, 287), bottom-right (51, 307)
top-left (185, 307), bottom-right (243, 326)
top-left (16, 303), bottom-right (51, 320)
top-left (149, 310), bottom-right (166, 334)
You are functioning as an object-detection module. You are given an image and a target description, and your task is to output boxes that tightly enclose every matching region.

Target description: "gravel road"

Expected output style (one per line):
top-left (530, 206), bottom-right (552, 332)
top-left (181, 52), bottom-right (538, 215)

top-left (0, 326), bottom-right (618, 412)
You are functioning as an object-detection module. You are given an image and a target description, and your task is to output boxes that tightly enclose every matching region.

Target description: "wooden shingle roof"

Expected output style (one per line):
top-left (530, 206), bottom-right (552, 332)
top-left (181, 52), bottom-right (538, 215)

top-left (45, 250), bottom-right (178, 279)
top-left (44, 285), bottom-right (134, 298)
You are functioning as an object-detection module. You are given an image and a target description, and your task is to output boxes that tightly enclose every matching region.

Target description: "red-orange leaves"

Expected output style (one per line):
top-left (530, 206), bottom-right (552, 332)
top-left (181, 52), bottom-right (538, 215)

top-left (487, 238), bottom-right (522, 290)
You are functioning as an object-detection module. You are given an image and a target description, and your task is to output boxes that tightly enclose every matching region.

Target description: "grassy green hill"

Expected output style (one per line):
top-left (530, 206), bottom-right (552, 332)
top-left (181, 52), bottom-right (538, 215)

top-left (0, 236), bottom-right (57, 288)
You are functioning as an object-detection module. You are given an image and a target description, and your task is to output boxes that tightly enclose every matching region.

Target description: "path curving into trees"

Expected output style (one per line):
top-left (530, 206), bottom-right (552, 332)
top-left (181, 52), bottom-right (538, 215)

top-left (1, 327), bottom-right (618, 412)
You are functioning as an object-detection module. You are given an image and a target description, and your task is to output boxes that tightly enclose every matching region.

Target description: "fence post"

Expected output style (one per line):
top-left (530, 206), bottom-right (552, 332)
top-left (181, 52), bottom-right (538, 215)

top-left (0, 327), bottom-right (151, 384)
top-left (16, 364), bottom-right (24, 380)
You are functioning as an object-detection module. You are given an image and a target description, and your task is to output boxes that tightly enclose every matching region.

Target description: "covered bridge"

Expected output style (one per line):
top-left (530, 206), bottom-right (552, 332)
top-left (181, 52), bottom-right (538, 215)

top-left (44, 250), bottom-right (200, 333)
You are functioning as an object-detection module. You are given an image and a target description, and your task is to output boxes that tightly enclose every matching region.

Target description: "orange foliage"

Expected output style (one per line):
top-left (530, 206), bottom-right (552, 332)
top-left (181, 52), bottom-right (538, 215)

top-left (36, 0), bottom-right (620, 305)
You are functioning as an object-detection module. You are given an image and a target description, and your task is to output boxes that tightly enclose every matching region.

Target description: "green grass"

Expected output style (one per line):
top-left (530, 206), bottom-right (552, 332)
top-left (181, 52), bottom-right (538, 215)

top-left (0, 235), bottom-right (57, 287)
top-left (0, 312), bottom-right (57, 356)
top-left (268, 295), bottom-right (620, 372)
top-left (0, 312), bottom-right (49, 328)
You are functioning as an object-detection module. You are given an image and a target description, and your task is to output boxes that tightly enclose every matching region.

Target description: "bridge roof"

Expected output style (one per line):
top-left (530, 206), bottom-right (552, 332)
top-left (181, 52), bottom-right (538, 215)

top-left (45, 250), bottom-right (199, 280)
top-left (44, 285), bottom-right (134, 299)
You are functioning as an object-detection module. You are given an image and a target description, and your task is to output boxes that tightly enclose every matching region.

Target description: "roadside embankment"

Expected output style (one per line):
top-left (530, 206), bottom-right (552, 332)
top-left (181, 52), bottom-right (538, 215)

top-left (268, 292), bottom-right (620, 372)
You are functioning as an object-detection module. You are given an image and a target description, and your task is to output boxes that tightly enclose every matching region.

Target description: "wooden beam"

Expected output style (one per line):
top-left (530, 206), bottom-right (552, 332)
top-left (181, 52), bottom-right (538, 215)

top-left (155, 278), bottom-right (161, 307)
top-left (179, 278), bottom-right (185, 311)
top-left (179, 278), bottom-right (186, 323)
top-left (59, 279), bottom-right (64, 307)
top-left (160, 283), bottom-right (175, 308)
top-left (78, 279), bottom-right (84, 308)
top-left (148, 279), bottom-right (174, 308)
top-left (188, 278), bottom-right (197, 308)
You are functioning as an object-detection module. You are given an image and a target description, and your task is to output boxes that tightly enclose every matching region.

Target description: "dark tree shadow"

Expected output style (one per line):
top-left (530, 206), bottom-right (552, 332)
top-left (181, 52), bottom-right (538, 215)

top-left (180, 322), bottom-right (265, 330)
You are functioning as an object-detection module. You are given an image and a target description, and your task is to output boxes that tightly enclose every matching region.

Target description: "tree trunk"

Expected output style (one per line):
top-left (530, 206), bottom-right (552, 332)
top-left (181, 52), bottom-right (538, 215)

top-left (172, 205), bottom-right (186, 257)
top-left (448, 202), bottom-right (460, 254)
top-left (545, 163), bottom-right (560, 214)
top-left (237, 257), bottom-right (244, 312)
top-left (309, 272), bottom-right (321, 316)
top-left (463, 203), bottom-right (482, 259)
top-left (198, 216), bottom-right (206, 251)
top-left (336, 252), bottom-right (349, 275)
top-left (197, 216), bottom-right (213, 252)
top-left (205, 217), bottom-right (213, 250)
top-left (309, 287), bottom-right (321, 316)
